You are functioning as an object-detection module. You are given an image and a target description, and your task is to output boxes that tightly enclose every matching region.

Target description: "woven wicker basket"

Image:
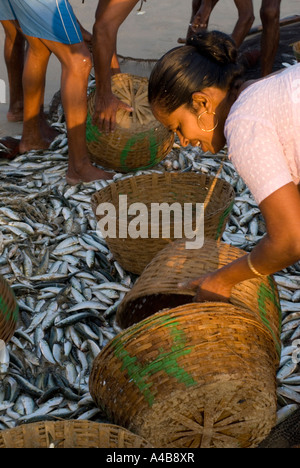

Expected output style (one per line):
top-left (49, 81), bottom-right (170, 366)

top-left (89, 303), bottom-right (278, 448)
top-left (0, 275), bottom-right (19, 342)
top-left (293, 41), bottom-right (300, 62)
top-left (91, 172), bottom-right (235, 275)
top-left (0, 420), bottom-right (152, 448)
top-left (116, 238), bottom-right (282, 356)
top-left (86, 73), bottom-right (174, 173)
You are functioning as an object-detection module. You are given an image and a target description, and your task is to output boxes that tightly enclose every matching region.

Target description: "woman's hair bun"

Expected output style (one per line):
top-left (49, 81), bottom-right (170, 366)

top-left (148, 30), bottom-right (244, 114)
top-left (187, 30), bottom-right (238, 65)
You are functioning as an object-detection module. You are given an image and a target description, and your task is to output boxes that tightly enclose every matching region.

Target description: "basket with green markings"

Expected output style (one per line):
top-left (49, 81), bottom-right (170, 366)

top-left (0, 275), bottom-right (19, 342)
top-left (86, 73), bottom-right (174, 173)
top-left (89, 302), bottom-right (278, 448)
top-left (116, 238), bottom-right (282, 358)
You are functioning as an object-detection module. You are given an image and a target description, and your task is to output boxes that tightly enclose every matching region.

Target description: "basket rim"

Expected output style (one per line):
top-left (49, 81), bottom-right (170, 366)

top-left (91, 172), bottom-right (235, 205)
top-left (0, 419), bottom-right (153, 448)
top-left (293, 41), bottom-right (300, 52)
top-left (106, 302), bottom-right (278, 351)
top-left (87, 73), bottom-right (161, 133)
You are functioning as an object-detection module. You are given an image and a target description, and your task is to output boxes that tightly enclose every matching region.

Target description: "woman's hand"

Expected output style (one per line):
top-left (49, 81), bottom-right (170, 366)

top-left (178, 271), bottom-right (232, 303)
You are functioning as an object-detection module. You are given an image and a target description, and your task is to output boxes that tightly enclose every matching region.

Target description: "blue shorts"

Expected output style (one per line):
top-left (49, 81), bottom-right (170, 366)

top-left (0, 0), bottom-right (83, 45)
top-left (0, 0), bottom-right (15, 20)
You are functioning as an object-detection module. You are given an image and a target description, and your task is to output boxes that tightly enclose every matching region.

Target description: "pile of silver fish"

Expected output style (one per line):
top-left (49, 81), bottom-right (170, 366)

top-left (0, 83), bottom-right (300, 434)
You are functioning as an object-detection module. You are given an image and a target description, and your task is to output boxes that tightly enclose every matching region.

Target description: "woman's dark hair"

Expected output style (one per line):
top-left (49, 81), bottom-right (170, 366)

top-left (148, 30), bottom-right (245, 113)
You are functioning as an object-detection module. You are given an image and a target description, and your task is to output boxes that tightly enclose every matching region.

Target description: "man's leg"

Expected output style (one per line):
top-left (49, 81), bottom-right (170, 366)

top-left (191, 0), bottom-right (219, 32)
top-left (26, 36), bottom-right (112, 183)
top-left (191, 0), bottom-right (203, 24)
top-left (19, 36), bottom-right (52, 153)
top-left (260, 0), bottom-right (281, 76)
top-left (231, 0), bottom-right (254, 48)
top-left (178, 0), bottom-right (219, 43)
top-left (1, 20), bottom-right (25, 122)
top-left (77, 20), bottom-right (92, 51)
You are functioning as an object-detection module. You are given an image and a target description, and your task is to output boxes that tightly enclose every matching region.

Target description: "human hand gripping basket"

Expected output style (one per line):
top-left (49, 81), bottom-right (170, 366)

top-left (86, 73), bottom-right (174, 173)
top-left (91, 172), bottom-right (235, 275)
top-left (0, 420), bottom-right (152, 448)
top-left (116, 238), bottom-right (282, 358)
top-left (0, 274), bottom-right (19, 343)
top-left (89, 303), bottom-right (278, 448)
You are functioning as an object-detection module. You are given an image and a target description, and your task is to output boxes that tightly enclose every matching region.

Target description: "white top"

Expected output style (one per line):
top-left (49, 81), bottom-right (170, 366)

top-left (224, 63), bottom-right (300, 205)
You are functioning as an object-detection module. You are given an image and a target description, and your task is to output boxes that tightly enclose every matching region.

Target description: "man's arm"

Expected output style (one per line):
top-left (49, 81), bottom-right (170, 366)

top-left (92, 0), bottom-right (139, 132)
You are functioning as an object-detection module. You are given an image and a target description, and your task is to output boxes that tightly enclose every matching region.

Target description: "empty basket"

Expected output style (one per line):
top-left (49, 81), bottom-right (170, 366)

top-left (0, 420), bottom-right (152, 448)
top-left (89, 303), bottom-right (278, 448)
top-left (86, 73), bottom-right (174, 173)
top-left (91, 172), bottom-right (235, 275)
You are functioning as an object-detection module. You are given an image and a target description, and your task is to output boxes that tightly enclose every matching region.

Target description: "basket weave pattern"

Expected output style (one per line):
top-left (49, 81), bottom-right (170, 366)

top-left (89, 303), bottom-right (278, 448)
top-left (86, 74), bottom-right (174, 173)
top-left (293, 41), bottom-right (300, 62)
top-left (0, 420), bottom-right (152, 448)
top-left (116, 238), bottom-right (282, 356)
top-left (91, 173), bottom-right (235, 275)
top-left (0, 275), bottom-right (19, 343)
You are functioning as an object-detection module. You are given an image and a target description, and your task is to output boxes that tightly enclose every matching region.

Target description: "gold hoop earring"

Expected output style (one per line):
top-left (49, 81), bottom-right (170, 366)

top-left (197, 111), bottom-right (218, 132)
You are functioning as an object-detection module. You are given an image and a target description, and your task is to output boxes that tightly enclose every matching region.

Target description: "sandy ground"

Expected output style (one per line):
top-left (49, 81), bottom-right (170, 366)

top-left (0, 0), bottom-right (299, 138)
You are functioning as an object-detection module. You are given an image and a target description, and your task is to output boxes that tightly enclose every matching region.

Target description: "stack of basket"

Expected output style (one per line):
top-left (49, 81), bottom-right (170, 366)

top-left (86, 73), bottom-right (174, 173)
top-left (89, 301), bottom-right (279, 448)
top-left (89, 172), bottom-right (281, 447)
top-left (116, 238), bottom-right (282, 356)
top-left (0, 275), bottom-right (19, 343)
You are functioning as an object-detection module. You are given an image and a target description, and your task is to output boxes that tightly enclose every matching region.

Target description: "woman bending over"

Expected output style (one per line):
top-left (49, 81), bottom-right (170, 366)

top-left (148, 31), bottom-right (300, 302)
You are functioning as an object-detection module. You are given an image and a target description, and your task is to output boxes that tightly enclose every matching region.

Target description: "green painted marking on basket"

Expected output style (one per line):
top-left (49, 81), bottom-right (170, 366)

top-left (86, 114), bottom-right (160, 172)
top-left (119, 129), bottom-right (159, 172)
top-left (0, 295), bottom-right (18, 323)
top-left (113, 314), bottom-right (197, 407)
top-left (257, 277), bottom-right (282, 357)
top-left (13, 304), bottom-right (19, 322)
top-left (86, 113), bottom-right (101, 143)
top-left (215, 201), bottom-right (234, 240)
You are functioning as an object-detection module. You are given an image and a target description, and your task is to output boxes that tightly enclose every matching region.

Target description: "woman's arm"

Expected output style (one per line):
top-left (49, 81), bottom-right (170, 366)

top-left (182, 182), bottom-right (300, 302)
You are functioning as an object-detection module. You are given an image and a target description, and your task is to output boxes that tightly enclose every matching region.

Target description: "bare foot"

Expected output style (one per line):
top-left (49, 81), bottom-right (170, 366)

top-left (40, 116), bottom-right (60, 141)
top-left (66, 159), bottom-right (114, 185)
top-left (19, 114), bottom-right (59, 154)
top-left (19, 136), bottom-right (51, 154)
top-left (7, 108), bottom-right (23, 122)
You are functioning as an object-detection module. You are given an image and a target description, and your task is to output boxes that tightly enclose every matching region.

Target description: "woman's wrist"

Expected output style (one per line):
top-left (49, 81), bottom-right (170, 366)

top-left (201, 269), bottom-right (234, 297)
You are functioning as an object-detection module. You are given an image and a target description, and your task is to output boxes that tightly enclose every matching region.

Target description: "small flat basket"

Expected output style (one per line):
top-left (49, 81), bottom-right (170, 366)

top-left (0, 420), bottom-right (152, 448)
